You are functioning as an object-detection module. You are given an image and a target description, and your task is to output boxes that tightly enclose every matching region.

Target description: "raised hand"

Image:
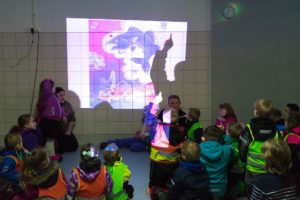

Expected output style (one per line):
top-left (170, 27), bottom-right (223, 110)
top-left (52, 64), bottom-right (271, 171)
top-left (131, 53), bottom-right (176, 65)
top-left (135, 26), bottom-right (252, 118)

top-left (154, 92), bottom-right (163, 105)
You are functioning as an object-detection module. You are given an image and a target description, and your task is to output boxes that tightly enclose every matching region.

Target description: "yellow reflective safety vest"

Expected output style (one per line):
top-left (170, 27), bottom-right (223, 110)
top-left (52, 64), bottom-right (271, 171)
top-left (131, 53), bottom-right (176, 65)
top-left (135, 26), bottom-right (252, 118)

top-left (246, 124), bottom-right (279, 173)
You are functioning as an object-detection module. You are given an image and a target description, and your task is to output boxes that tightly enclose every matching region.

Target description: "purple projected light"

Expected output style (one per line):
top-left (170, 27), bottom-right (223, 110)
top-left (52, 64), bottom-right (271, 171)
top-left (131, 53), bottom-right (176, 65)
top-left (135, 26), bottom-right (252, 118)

top-left (66, 18), bottom-right (187, 109)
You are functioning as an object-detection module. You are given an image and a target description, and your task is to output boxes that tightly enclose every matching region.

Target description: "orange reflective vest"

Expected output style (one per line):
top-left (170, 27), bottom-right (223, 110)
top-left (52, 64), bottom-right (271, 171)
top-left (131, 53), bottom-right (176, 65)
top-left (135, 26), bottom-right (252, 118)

top-left (39, 168), bottom-right (67, 199)
top-left (74, 166), bottom-right (107, 199)
top-left (7, 155), bottom-right (23, 173)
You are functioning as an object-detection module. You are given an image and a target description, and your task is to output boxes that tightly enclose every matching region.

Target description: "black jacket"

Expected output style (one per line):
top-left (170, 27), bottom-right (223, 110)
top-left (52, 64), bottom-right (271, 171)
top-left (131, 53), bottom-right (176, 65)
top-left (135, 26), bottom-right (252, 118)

top-left (166, 160), bottom-right (209, 200)
top-left (158, 108), bottom-right (187, 127)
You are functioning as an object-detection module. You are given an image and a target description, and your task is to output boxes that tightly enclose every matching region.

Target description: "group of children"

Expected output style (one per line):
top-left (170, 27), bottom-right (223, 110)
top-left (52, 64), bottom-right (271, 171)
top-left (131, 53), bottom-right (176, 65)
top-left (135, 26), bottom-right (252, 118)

top-left (0, 132), bottom-right (133, 200)
top-left (1, 83), bottom-right (300, 199)
top-left (146, 94), bottom-right (300, 200)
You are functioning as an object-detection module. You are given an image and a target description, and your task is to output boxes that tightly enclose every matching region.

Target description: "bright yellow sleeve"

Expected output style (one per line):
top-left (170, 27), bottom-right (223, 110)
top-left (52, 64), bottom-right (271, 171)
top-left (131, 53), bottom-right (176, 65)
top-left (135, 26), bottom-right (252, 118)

top-left (123, 164), bottom-right (131, 182)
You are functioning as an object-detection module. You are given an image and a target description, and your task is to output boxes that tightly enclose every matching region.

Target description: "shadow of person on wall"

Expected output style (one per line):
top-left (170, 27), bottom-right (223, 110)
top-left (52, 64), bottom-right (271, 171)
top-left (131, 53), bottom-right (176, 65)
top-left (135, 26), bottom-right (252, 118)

top-left (150, 34), bottom-right (185, 101)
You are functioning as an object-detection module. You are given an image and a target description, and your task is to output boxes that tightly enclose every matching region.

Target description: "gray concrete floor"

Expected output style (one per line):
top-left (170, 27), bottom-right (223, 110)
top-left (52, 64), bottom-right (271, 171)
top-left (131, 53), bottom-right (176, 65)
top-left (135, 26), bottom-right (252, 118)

top-left (59, 148), bottom-right (150, 200)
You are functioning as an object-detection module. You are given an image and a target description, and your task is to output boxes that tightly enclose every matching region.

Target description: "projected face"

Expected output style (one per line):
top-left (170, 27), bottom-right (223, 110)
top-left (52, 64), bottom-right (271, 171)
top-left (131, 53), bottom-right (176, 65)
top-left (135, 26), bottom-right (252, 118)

top-left (104, 27), bottom-right (159, 84)
top-left (67, 18), bottom-right (187, 109)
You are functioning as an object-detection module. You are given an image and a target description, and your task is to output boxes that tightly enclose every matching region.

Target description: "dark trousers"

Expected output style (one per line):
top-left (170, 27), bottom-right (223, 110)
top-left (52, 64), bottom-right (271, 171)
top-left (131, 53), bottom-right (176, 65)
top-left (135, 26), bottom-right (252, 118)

top-left (38, 118), bottom-right (65, 153)
top-left (149, 160), bottom-right (179, 189)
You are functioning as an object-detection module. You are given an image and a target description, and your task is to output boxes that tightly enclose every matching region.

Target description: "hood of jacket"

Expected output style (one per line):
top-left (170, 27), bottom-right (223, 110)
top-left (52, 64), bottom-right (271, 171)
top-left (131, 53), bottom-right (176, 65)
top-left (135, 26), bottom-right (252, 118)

top-left (77, 159), bottom-right (102, 182)
top-left (249, 117), bottom-right (277, 140)
top-left (180, 160), bottom-right (206, 174)
top-left (34, 161), bottom-right (59, 188)
top-left (200, 141), bottom-right (224, 162)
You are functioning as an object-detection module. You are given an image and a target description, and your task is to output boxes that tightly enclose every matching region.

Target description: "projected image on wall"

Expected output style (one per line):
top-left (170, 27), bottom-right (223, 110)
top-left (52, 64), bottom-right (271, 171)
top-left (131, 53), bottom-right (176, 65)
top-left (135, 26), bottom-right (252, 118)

top-left (67, 18), bottom-right (187, 109)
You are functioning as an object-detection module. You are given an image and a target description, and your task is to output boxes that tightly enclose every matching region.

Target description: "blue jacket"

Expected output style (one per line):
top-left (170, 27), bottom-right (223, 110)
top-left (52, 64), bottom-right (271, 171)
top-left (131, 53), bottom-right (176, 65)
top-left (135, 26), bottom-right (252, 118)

top-left (200, 140), bottom-right (233, 197)
top-left (0, 149), bottom-right (26, 182)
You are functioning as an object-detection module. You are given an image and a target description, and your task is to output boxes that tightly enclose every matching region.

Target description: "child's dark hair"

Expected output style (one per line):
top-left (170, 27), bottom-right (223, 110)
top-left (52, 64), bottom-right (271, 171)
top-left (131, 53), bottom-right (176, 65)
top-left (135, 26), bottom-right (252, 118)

top-left (21, 149), bottom-right (49, 189)
top-left (55, 87), bottom-right (65, 94)
top-left (219, 103), bottom-right (237, 119)
top-left (181, 140), bottom-right (200, 161)
top-left (286, 103), bottom-right (300, 113)
top-left (18, 114), bottom-right (31, 129)
top-left (270, 108), bottom-right (282, 122)
top-left (228, 122), bottom-right (244, 138)
top-left (4, 133), bottom-right (21, 149)
top-left (188, 108), bottom-right (200, 121)
top-left (80, 143), bottom-right (99, 162)
top-left (9, 125), bottom-right (21, 134)
top-left (203, 125), bottom-right (223, 142)
top-left (286, 112), bottom-right (300, 132)
top-left (103, 143), bottom-right (120, 166)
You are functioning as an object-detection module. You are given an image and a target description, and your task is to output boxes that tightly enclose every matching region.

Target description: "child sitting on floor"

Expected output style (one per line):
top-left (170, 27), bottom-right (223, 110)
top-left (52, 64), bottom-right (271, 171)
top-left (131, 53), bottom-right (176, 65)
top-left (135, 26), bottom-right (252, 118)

top-left (103, 143), bottom-right (134, 200)
top-left (250, 139), bottom-right (296, 199)
top-left (200, 125), bottom-right (233, 199)
top-left (0, 133), bottom-right (27, 183)
top-left (68, 143), bottom-right (113, 199)
top-left (226, 122), bottom-right (246, 199)
top-left (165, 140), bottom-right (209, 200)
top-left (21, 149), bottom-right (68, 199)
top-left (17, 114), bottom-right (42, 151)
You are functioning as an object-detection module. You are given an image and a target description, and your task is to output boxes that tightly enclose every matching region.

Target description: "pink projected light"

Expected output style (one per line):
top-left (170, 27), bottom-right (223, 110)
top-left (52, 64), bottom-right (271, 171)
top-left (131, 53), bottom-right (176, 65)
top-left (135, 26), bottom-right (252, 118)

top-left (66, 18), bottom-right (187, 109)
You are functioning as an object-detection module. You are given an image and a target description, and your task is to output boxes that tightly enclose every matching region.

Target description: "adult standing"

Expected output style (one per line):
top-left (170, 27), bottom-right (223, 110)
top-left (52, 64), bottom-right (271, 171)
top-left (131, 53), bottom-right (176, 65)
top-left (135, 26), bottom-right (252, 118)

top-left (35, 79), bottom-right (65, 158)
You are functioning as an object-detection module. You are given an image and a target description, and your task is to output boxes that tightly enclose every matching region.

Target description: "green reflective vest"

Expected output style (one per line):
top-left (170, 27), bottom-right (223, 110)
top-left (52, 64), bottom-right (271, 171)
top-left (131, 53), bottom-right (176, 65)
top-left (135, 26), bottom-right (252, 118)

top-left (231, 138), bottom-right (245, 174)
top-left (246, 124), bottom-right (279, 173)
top-left (187, 122), bottom-right (202, 141)
top-left (105, 162), bottom-right (128, 200)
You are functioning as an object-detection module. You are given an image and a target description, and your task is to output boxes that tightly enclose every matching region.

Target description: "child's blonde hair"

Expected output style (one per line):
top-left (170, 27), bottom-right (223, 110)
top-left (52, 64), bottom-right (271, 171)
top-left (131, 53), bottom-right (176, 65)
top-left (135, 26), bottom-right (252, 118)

top-left (181, 140), bottom-right (200, 161)
top-left (228, 122), bottom-right (243, 138)
top-left (4, 133), bottom-right (21, 150)
top-left (262, 139), bottom-right (291, 175)
top-left (254, 98), bottom-right (273, 118)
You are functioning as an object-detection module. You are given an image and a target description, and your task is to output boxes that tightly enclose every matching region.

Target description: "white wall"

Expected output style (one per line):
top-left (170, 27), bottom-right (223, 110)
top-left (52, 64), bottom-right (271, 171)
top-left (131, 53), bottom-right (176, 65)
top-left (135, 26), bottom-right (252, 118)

top-left (0, 0), bottom-right (210, 32)
top-left (0, 0), bottom-right (211, 144)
